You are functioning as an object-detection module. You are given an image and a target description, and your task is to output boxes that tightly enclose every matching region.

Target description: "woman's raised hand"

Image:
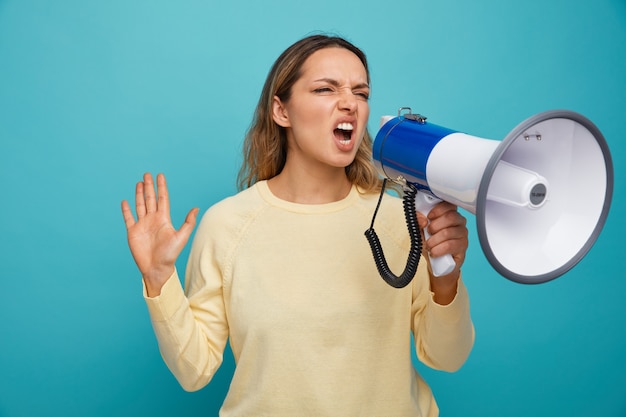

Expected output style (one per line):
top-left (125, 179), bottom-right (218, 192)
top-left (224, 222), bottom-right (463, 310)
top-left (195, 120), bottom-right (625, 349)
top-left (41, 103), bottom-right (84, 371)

top-left (121, 173), bottom-right (199, 297)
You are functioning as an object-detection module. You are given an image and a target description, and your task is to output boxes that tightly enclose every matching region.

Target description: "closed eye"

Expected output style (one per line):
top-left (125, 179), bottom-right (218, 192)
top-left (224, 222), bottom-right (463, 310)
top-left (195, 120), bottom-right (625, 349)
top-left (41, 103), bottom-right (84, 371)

top-left (312, 79), bottom-right (370, 100)
top-left (313, 87), bottom-right (334, 94)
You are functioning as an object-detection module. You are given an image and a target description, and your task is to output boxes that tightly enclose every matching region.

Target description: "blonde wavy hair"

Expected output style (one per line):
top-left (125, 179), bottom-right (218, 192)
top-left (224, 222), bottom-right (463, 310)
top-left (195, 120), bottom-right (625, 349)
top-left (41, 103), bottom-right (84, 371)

top-left (237, 34), bottom-right (383, 193)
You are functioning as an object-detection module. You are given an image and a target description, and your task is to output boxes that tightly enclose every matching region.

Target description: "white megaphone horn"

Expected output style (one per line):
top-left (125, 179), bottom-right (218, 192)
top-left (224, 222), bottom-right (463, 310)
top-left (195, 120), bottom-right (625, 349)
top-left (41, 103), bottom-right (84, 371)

top-left (370, 108), bottom-right (613, 285)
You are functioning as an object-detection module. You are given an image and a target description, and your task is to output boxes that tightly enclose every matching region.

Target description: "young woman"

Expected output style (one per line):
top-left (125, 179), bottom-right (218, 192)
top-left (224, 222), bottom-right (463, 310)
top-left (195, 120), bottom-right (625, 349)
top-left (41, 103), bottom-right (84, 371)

top-left (121, 34), bottom-right (474, 417)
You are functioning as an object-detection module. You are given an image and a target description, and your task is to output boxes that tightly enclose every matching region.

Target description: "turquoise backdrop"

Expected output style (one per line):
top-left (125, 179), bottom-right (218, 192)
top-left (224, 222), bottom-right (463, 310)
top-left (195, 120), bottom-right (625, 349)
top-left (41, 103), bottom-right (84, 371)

top-left (1, 1), bottom-right (624, 416)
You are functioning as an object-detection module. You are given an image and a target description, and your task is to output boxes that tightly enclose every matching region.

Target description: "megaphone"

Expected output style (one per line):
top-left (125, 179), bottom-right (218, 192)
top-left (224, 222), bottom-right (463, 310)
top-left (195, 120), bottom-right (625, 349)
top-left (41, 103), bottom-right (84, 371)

top-left (369, 108), bottom-right (613, 285)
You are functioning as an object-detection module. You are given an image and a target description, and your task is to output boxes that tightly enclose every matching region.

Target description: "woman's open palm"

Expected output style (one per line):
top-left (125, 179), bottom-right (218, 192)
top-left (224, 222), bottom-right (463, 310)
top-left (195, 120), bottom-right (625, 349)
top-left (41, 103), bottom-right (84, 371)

top-left (121, 173), bottom-right (198, 296)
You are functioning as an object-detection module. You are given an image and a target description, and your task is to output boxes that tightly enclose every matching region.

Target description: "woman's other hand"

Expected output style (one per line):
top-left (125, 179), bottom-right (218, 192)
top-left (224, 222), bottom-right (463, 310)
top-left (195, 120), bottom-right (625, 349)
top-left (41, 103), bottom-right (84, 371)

top-left (121, 173), bottom-right (198, 297)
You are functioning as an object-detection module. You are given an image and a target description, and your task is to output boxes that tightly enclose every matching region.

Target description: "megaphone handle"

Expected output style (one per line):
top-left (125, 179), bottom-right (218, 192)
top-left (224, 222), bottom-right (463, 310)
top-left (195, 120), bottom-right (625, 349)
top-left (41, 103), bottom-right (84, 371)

top-left (414, 192), bottom-right (457, 277)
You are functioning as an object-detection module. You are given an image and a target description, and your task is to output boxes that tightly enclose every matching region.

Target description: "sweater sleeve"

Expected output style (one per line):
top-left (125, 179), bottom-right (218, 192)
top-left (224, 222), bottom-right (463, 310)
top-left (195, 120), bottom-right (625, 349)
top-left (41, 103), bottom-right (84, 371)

top-left (411, 273), bottom-right (475, 372)
top-left (144, 211), bottom-right (230, 392)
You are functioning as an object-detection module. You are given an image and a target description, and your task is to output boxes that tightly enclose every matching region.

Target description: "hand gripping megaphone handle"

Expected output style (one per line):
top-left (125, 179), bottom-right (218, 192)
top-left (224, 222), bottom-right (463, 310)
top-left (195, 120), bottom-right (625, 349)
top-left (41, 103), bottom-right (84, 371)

top-left (414, 191), bottom-right (457, 277)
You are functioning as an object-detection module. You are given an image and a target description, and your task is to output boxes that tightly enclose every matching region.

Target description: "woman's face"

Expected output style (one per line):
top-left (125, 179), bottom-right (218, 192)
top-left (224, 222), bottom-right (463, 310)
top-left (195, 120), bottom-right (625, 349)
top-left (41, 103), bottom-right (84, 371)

top-left (272, 47), bottom-right (370, 174)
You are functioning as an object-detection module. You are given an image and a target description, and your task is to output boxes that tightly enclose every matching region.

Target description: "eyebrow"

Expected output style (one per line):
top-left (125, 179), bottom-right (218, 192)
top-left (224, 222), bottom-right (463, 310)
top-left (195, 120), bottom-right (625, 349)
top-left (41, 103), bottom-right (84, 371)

top-left (313, 78), bottom-right (370, 89)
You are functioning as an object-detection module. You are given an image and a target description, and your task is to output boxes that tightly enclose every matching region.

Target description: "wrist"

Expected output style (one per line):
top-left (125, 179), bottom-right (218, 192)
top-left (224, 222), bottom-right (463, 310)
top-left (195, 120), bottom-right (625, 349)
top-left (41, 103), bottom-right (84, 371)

top-left (143, 265), bottom-right (175, 297)
top-left (430, 269), bottom-right (460, 305)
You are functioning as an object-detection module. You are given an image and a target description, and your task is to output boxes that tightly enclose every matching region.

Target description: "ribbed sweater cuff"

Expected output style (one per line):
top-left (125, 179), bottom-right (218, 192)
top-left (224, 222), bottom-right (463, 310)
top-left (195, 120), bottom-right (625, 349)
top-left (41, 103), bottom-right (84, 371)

top-left (143, 270), bottom-right (187, 322)
top-left (428, 277), bottom-right (470, 323)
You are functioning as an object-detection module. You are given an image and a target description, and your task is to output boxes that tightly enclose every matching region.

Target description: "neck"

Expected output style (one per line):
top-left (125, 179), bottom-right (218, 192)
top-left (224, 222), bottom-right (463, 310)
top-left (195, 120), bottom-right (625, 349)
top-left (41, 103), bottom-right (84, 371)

top-left (267, 165), bottom-right (352, 204)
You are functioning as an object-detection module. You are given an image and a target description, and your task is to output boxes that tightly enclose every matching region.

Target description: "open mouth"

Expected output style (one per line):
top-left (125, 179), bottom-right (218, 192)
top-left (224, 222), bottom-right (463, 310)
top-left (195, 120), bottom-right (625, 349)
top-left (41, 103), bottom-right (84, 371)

top-left (335, 122), bottom-right (354, 144)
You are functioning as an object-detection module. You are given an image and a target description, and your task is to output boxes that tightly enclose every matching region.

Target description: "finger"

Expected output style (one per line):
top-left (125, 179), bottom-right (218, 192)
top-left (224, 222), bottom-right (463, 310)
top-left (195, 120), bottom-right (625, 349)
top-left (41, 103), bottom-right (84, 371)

top-left (143, 173), bottom-right (157, 213)
top-left (423, 209), bottom-right (468, 251)
top-left (430, 215), bottom-right (468, 243)
top-left (121, 200), bottom-right (136, 229)
top-left (428, 208), bottom-right (466, 235)
top-left (156, 173), bottom-right (170, 215)
top-left (415, 211), bottom-right (429, 230)
top-left (423, 202), bottom-right (457, 236)
top-left (135, 181), bottom-right (146, 219)
top-left (427, 232), bottom-right (466, 261)
top-left (176, 207), bottom-right (199, 247)
top-left (427, 201), bottom-right (457, 220)
top-left (427, 220), bottom-right (469, 259)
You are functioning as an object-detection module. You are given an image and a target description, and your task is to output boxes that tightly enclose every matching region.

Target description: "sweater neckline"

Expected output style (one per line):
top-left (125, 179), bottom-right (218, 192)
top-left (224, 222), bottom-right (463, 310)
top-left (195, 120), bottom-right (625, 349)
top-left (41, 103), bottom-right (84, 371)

top-left (256, 180), bottom-right (359, 214)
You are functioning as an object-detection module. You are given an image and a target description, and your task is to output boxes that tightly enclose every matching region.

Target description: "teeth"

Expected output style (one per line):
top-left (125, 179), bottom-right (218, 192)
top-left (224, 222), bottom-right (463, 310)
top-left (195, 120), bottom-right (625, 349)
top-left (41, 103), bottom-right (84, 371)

top-left (336, 122), bottom-right (353, 144)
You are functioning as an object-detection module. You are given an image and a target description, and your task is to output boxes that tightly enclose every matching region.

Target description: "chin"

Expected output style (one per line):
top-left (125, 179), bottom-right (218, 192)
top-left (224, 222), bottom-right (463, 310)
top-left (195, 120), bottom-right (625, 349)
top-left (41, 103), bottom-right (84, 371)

top-left (332, 156), bottom-right (357, 169)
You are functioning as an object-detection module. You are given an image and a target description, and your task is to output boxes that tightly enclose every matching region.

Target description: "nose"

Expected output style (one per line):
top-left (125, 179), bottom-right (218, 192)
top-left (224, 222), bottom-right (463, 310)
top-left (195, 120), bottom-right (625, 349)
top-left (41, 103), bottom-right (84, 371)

top-left (338, 90), bottom-right (358, 112)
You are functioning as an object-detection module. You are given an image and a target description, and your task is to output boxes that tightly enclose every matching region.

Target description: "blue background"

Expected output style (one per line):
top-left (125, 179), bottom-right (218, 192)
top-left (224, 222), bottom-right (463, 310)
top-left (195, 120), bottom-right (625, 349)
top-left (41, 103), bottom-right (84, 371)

top-left (1, 1), bottom-right (624, 416)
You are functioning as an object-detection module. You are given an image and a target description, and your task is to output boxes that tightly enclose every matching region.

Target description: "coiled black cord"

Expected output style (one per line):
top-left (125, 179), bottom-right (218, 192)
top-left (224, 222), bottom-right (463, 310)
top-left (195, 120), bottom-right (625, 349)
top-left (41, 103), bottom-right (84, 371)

top-left (364, 179), bottom-right (423, 288)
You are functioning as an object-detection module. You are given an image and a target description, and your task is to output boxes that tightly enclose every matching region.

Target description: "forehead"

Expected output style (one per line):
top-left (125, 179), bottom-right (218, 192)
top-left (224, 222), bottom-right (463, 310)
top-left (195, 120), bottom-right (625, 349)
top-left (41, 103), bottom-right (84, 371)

top-left (299, 47), bottom-right (368, 83)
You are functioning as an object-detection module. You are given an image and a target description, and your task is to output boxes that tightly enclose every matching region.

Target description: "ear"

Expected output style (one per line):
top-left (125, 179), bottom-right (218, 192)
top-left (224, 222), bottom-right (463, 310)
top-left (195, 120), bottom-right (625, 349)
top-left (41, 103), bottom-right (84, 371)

top-left (272, 96), bottom-right (291, 128)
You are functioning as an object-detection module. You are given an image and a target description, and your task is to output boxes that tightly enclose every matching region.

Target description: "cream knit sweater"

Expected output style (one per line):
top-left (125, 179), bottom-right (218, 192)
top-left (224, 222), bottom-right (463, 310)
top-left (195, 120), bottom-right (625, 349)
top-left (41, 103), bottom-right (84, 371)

top-left (145, 180), bottom-right (474, 417)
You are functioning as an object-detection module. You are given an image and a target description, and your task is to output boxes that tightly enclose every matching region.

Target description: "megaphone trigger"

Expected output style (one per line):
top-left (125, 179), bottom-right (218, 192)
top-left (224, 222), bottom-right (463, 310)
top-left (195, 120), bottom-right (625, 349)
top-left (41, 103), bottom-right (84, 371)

top-left (414, 191), bottom-right (457, 277)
